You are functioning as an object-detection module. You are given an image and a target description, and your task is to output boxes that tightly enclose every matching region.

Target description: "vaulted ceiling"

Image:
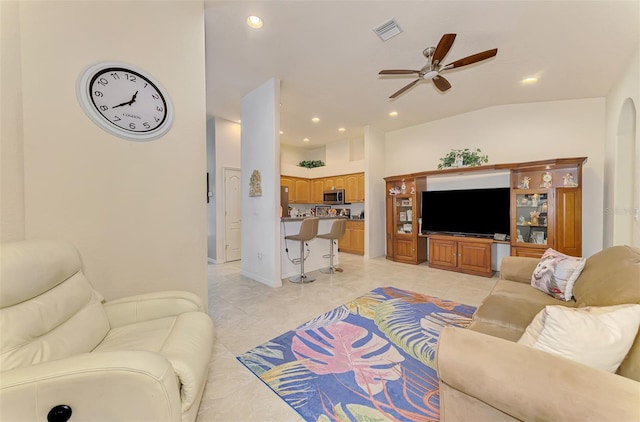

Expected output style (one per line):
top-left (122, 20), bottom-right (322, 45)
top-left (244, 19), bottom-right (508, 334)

top-left (204, 1), bottom-right (639, 148)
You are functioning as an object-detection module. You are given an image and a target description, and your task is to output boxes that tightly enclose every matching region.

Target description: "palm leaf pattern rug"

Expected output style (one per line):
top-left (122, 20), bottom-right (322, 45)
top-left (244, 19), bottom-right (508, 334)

top-left (237, 286), bottom-right (475, 422)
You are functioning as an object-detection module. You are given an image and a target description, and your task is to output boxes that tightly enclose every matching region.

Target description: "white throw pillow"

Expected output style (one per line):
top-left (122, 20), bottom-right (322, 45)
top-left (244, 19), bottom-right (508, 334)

top-left (530, 248), bottom-right (586, 301)
top-left (518, 304), bottom-right (640, 373)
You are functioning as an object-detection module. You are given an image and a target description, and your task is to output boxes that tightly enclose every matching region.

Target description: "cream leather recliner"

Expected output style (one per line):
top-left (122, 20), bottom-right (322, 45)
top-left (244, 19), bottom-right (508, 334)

top-left (0, 240), bottom-right (214, 422)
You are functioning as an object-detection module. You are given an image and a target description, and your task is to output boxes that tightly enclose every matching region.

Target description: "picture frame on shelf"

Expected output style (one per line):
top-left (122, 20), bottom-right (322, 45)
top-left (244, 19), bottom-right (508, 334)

top-left (403, 223), bottom-right (412, 233)
top-left (399, 212), bottom-right (407, 222)
top-left (530, 228), bottom-right (546, 244)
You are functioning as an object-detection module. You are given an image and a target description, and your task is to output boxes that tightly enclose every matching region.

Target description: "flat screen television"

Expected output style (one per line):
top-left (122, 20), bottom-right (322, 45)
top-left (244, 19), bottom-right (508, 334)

top-left (420, 187), bottom-right (510, 237)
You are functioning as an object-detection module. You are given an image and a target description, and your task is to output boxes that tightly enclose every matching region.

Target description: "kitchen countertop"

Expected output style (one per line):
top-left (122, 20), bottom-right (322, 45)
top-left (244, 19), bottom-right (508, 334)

top-left (281, 216), bottom-right (348, 222)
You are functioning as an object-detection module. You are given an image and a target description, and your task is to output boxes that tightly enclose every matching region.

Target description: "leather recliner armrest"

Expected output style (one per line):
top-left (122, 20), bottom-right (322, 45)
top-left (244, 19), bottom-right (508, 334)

top-left (103, 290), bottom-right (205, 328)
top-left (0, 351), bottom-right (182, 421)
top-left (436, 327), bottom-right (640, 422)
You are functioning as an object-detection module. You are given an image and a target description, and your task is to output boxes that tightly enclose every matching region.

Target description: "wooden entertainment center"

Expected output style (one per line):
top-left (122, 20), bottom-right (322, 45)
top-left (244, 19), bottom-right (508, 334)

top-left (384, 157), bottom-right (587, 277)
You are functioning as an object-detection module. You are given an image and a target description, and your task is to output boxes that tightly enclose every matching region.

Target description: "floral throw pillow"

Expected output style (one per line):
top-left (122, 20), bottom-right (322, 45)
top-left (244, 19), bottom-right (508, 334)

top-left (531, 248), bottom-right (586, 301)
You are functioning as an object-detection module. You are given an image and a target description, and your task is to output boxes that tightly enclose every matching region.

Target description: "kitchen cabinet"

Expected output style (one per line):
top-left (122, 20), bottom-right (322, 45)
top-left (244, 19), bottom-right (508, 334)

top-left (384, 176), bottom-right (427, 264)
top-left (324, 178), bottom-right (335, 191)
top-left (345, 173), bottom-right (365, 203)
top-left (294, 178), bottom-right (310, 203)
top-left (311, 179), bottom-right (325, 203)
top-left (428, 234), bottom-right (493, 277)
top-left (339, 220), bottom-right (364, 255)
top-left (281, 176), bottom-right (310, 204)
top-left (280, 176), bottom-right (296, 203)
top-left (281, 171), bottom-right (366, 204)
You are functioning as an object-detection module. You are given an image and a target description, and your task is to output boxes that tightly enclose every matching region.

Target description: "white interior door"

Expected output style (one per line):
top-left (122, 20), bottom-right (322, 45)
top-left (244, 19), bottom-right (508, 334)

top-left (224, 168), bottom-right (242, 262)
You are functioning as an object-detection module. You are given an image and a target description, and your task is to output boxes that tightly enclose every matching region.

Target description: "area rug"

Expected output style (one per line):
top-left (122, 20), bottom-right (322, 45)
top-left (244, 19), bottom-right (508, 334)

top-left (237, 286), bottom-right (476, 422)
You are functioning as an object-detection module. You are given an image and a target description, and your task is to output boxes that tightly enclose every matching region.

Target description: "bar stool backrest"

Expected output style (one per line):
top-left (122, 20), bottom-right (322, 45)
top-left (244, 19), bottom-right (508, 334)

top-left (327, 219), bottom-right (347, 239)
top-left (298, 217), bottom-right (319, 241)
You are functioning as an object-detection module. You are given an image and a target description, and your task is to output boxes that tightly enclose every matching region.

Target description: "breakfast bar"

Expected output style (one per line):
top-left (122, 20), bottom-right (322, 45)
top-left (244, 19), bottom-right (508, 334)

top-left (280, 217), bottom-right (345, 280)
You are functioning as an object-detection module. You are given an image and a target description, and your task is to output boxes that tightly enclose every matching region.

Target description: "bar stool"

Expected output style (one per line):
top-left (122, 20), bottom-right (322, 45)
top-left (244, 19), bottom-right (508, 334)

top-left (318, 218), bottom-right (347, 274)
top-left (285, 217), bottom-right (319, 283)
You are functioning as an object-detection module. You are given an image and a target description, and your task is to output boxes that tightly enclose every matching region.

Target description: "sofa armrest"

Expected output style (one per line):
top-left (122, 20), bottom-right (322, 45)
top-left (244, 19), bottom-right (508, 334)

top-left (436, 327), bottom-right (640, 422)
top-left (103, 290), bottom-right (205, 328)
top-left (499, 256), bottom-right (539, 284)
top-left (0, 351), bottom-right (182, 421)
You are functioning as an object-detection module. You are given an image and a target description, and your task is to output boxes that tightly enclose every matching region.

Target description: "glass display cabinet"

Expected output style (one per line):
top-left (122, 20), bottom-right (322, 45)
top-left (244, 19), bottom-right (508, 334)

top-left (384, 176), bottom-right (427, 264)
top-left (511, 189), bottom-right (553, 255)
top-left (510, 158), bottom-right (584, 258)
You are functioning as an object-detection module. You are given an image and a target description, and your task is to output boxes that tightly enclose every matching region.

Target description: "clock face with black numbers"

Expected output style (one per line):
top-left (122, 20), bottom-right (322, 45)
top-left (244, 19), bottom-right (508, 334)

top-left (77, 62), bottom-right (173, 141)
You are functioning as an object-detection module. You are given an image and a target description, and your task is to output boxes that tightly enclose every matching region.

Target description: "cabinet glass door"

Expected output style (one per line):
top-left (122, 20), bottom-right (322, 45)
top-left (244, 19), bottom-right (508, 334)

top-left (394, 195), bottom-right (413, 235)
top-left (513, 190), bottom-right (551, 246)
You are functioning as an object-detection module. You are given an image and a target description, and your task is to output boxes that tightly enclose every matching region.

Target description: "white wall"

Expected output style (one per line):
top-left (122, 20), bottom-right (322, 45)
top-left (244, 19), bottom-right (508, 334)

top-left (281, 138), bottom-right (365, 177)
top-left (604, 46), bottom-right (639, 248)
top-left (240, 78), bottom-right (282, 287)
top-left (385, 98), bottom-right (606, 257)
top-left (1, 1), bottom-right (25, 242)
top-left (16, 1), bottom-right (208, 302)
top-left (364, 126), bottom-right (386, 258)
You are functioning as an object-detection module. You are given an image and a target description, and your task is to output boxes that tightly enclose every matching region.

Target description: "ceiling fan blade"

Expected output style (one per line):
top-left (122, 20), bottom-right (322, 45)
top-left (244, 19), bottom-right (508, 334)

top-left (379, 69), bottom-right (421, 75)
top-left (390, 79), bottom-right (421, 99)
top-left (432, 33), bottom-right (456, 64)
top-left (446, 48), bottom-right (498, 69)
top-left (432, 75), bottom-right (451, 92)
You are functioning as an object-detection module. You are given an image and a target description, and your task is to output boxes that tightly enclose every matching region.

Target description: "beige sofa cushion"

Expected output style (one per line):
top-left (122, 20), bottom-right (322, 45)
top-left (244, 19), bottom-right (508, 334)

top-left (469, 279), bottom-right (575, 341)
top-left (573, 245), bottom-right (640, 307)
top-left (572, 245), bottom-right (640, 381)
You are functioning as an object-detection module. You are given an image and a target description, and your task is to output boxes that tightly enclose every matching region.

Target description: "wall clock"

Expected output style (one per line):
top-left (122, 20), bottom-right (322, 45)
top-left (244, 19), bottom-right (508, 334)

top-left (76, 62), bottom-right (173, 142)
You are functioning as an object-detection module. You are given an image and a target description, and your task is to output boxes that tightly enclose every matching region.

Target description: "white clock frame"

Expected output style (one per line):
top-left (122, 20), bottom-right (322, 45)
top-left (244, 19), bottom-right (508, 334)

top-left (76, 62), bottom-right (174, 142)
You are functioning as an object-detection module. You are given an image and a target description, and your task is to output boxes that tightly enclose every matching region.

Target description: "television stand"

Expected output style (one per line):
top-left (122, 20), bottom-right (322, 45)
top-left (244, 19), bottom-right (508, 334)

top-left (427, 234), bottom-right (493, 277)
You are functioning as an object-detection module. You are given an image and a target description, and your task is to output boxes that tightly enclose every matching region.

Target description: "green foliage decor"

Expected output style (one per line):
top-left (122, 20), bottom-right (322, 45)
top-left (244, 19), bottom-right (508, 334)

top-left (438, 148), bottom-right (489, 169)
top-left (298, 160), bottom-right (325, 168)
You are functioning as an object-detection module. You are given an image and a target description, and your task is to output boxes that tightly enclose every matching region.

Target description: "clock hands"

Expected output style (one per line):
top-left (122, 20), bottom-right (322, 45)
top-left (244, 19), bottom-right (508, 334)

top-left (112, 91), bottom-right (139, 109)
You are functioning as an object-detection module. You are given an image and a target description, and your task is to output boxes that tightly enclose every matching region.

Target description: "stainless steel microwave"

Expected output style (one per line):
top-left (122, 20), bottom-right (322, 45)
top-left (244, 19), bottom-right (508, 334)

top-left (323, 189), bottom-right (345, 205)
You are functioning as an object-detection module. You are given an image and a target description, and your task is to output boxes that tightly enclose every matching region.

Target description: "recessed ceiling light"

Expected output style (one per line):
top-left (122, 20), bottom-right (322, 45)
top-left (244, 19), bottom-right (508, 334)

top-left (522, 77), bottom-right (538, 84)
top-left (389, 111), bottom-right (398, 117)
top-left (246, 15), bottom-right (263, 29)
top-left (311, 117), bottom-right (320, 123)
top-left (279, 131), bottom-right (283, 135)
top-left (303, 138), bottom-right (310, 142)
top-left (338, 127), bottom-right (346, 132)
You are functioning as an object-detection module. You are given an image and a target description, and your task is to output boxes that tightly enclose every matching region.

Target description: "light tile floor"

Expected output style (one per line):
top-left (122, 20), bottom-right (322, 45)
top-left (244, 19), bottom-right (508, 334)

top-left (196, 253), bottom-right (498, 421)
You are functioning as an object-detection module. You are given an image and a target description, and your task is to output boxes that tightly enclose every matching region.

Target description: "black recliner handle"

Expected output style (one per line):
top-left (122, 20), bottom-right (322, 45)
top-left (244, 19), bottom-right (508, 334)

top-left (47, 405), bottom-right (72, 422)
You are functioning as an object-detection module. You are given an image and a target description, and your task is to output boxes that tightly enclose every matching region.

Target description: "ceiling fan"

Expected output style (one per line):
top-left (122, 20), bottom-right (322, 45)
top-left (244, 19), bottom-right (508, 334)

top-left (379, 33), bottom-right (498, 99)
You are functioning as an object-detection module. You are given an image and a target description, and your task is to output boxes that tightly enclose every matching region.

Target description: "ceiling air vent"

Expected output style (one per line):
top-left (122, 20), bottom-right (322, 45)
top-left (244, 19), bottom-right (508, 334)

top-left (373, 18), bottom-right (402, 41)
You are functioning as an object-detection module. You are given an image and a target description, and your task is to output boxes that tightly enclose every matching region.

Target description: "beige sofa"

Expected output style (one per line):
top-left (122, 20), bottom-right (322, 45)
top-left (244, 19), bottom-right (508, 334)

top-left (436, 245), bottom-right (640, 421)
top-left (0, 240), bottom-right (214, 421)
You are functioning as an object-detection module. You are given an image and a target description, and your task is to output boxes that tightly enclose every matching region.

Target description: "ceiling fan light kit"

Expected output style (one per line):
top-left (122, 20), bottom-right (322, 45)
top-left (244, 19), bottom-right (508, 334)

top-left (379, 33), bottom-right (498, 98)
